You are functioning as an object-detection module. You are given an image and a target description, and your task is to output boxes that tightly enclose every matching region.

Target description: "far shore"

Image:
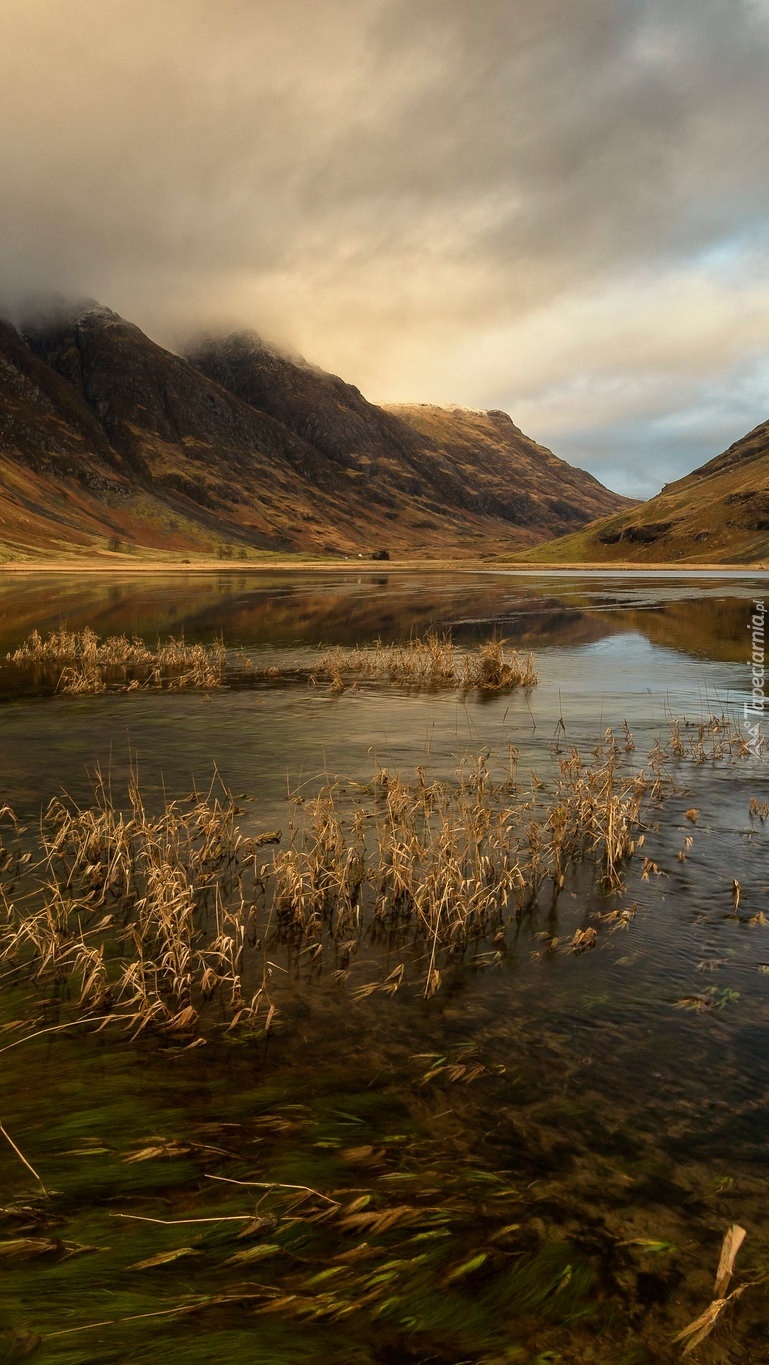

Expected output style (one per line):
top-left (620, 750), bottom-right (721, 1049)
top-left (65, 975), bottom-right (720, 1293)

top-left (1, 554), bottom-right (767, 575)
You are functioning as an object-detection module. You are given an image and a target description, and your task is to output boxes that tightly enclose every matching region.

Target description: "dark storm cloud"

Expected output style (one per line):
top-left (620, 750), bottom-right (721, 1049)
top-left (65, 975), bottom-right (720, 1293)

top-left (0, 0), bottom-right (768, 493)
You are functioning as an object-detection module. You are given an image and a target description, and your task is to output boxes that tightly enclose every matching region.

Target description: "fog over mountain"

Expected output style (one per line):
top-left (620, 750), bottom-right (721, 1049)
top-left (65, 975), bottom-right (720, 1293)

top-left (1, 0), bottom-right (769, 496)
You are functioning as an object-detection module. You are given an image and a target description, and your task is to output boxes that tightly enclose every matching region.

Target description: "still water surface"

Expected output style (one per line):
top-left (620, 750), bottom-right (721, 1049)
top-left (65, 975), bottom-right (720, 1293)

top-left (1, 569), bottom-right (768, 1363)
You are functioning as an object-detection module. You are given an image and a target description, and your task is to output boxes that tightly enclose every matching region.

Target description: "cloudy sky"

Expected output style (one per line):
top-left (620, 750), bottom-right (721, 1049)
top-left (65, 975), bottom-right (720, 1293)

top-left (2, 0), bottom-right (769, 497)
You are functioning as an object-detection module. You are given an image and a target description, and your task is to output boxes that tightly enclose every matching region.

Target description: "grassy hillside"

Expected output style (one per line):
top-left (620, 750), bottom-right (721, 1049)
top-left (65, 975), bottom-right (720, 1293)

top-left (515, 419), bottom-right (769, 565)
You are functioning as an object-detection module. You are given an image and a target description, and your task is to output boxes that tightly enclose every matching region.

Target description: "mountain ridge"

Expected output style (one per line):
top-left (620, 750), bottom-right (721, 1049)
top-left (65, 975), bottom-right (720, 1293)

top-left (0, 301), bottom-right (633, 559)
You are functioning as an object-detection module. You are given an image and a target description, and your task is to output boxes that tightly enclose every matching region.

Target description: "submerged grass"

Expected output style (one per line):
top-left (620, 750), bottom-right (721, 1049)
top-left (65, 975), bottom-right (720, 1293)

top-left (0, 1122), bottom-right (613, 1363)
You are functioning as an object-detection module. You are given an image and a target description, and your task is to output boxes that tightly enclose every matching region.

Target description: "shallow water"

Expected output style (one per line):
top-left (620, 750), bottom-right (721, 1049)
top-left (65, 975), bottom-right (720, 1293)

top-left (1, 569), bottom-right (768, 1363)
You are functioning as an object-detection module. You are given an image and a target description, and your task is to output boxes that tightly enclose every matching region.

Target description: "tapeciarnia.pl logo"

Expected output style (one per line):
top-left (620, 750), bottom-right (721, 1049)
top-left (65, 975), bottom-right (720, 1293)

top-left (744, 599), bottom-right (765, 756)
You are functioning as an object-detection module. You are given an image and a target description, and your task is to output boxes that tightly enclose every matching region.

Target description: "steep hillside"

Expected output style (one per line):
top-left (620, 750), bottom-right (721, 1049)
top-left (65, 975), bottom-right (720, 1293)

top-left (21, 304), bottom-right (354, 555)
top-left (518, 420), bottom-right (769, 565)
top-left (0, 300), bottom-right (631, 560)
top-left (0, 316), bottom-right (138, 555)
top-left (187, 334), bottom-right (631, 541)
top-left (386, 403), bottom-right (631, 530)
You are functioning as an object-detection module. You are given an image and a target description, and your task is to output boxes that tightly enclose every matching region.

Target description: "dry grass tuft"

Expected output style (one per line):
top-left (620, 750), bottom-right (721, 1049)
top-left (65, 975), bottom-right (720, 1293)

top-left (0, 769), bottom-right (276, 1038)
top-left (8, 628), bottom-right (226, 694)
top-left (666, 713), bottom-right (758, 762)
top-left (316, 629), bottom-right (537, 692)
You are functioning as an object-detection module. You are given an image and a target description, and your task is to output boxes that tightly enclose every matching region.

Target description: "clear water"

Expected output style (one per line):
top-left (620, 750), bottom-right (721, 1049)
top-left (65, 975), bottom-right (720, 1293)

top-left (1, 569), bottom-right (768, 1364)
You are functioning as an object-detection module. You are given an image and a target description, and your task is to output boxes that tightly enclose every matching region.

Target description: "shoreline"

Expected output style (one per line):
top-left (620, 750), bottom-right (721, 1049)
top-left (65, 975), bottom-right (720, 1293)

top-left (0, 555), bottom-right (767, 575)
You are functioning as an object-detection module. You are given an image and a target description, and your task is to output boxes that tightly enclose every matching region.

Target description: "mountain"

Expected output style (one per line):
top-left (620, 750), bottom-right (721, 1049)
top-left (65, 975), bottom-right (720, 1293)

top-left (187, 332), bottom-right (630, 543)
top-left (383, 403), bottom-right (628, 528)
top-left (0, 313), bottom-right (138, 555)
top-left (0, 300), bottom-right (632, 560)
top-left (517, 420), bottom-right (769, 565)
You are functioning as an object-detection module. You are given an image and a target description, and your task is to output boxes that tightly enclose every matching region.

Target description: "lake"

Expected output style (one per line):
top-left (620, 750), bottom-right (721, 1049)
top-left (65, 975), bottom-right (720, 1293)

top-left (1, 568), bottom-right (767, 1364)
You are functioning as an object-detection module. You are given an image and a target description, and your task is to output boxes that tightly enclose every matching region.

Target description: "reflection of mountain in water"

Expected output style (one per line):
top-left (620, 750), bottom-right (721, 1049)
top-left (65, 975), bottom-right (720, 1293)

top-left (466, 592), bottom-right (759, 663)
top-left (602, 597), bottom-right (756, 662)
top-left (0, 572), bottom-right (761, 664)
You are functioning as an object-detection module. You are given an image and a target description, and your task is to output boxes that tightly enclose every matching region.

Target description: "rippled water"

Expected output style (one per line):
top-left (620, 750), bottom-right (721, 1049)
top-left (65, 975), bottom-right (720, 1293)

top-left (1, 568), bottom-right (768, 1363)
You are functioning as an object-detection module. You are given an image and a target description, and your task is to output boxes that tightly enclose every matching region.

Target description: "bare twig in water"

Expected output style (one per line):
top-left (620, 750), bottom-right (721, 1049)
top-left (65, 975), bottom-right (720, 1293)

top-left (206, 1173), bottom-right (339, 1205)
top-left (0, 1121), bottom-right (47, 1195)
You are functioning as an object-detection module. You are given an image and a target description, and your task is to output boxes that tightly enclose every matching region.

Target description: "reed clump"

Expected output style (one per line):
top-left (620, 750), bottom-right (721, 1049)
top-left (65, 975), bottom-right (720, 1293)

top-left (665, 713), bottom-right (758, 762)
top-left (0, 770), bottom-right (276, 1037)
top-left (546, 732), bottom-right (647, 893)
top-left (7, 628), bottom-right (226, 694)
top-left (7, 626), bottom-right (540, 699)
top-left (244, 731), bottom-right (654, 1000)
top-left (0, 748), bottom-right (629, 1031)
top-left (316, 629), bottom-right (537, 691)
top-left (0, 712), bottom-right (758, 1034)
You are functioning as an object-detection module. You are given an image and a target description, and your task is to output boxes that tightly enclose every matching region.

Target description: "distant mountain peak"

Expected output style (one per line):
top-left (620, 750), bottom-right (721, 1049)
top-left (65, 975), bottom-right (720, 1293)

top-left (18, 293), bottom-right (126, 334)
top-left (189, 329), bottom-right (312, 372)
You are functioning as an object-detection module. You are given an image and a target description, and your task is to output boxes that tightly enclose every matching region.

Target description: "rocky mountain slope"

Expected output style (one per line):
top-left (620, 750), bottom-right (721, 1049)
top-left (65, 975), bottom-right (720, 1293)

top-left (0, 300), bottom-right (632, 560)
top-left (187, 334), bottom-right (629, 538)
top-left (520, 419), bottom-right (769, 565)
top-left (385, 403), bottom-right (626, 529)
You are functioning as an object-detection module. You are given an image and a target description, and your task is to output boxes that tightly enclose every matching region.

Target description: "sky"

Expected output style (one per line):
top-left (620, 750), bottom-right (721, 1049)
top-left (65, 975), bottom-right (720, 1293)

top-left (1, 0), bottom-right (769, 498)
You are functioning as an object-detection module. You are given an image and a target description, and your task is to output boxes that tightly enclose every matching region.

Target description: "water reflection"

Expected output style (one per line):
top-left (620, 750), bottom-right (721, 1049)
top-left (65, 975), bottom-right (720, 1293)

top-left (0, 568), bottom-right (765, 662)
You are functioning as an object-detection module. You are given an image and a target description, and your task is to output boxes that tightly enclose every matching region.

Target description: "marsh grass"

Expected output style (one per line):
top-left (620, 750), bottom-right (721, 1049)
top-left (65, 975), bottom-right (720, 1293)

top-left (0, 728), bottom-right (673, 1036)
top-left (0, 710), bottom-right (760, 1040)
top-left (7, 626), bottom-right (539, 699)
top-left (316, 629), bottom-right (537, 692)
top-left (667, 712), bottom-right (757, 761)
top-left (0, 769), bottom-right (276, 1038)
top-left (8, 628), bottom-right (226, 694)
